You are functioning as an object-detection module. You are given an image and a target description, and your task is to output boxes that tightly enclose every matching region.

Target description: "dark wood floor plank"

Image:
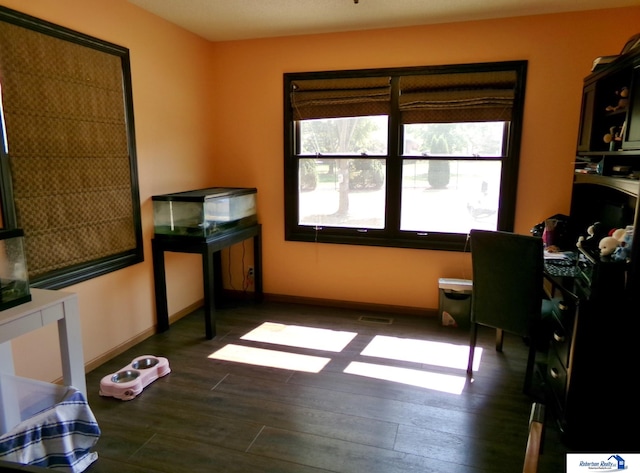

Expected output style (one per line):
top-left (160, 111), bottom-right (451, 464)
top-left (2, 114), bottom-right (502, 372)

top-left (86, 456), bottom-right (165, 473)
top-left (207, 388), bottom-right (400, 449)
top-left (80, 301), bottom-right (569, 473)
top-left (122, 433), bottom-right (333, 473)
top-left (90, 394), bottom-right (265, 455)
top-left (214, 372), bottom-right (530, 443)
top-left (288, 368), bottom-right (527, 419)
top-left (394, 423), bottom-right (529, 471)
top-left (248, 426), bottom-right (483, 473)
top-left (95, 378), bottom-right (399, 453)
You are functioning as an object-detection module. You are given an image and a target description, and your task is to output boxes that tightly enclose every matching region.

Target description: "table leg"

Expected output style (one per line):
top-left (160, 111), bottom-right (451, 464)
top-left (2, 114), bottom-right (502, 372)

top-left (202, 246), bottom-right (216, 339)
top-left (57, 297), bottom-right (87, 397)
top-left (0, 343), bottom-right (20, 434)
top-left (0, 342), bottom-right (14, 376)
top-left (151, 224), bottom-right (262, 340)
top-left (213, 250), bottom-right (224, 306)
top-left (152, 243), bottom-right (170, 333)
top-left (253, 228), bottom-right (263, 302)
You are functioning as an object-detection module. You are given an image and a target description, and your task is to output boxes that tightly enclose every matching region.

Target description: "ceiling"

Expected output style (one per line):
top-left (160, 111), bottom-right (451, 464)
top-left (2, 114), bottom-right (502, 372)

top-left (127, 0), bottom-right (640, 42)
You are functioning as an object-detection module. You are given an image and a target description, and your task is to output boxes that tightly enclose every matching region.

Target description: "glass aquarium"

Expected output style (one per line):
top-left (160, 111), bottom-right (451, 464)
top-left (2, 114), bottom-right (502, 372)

top-left (0, 229), bottom-right (31, 311)
top-left (152, 187), bottom-right (257, 239)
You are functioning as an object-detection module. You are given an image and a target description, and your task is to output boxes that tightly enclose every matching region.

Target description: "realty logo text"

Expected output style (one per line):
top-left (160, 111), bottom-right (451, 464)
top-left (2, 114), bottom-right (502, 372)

top-left (569, 453), bottom-right (640, 472)
top-left (579, 455), bottom-right (625, 470)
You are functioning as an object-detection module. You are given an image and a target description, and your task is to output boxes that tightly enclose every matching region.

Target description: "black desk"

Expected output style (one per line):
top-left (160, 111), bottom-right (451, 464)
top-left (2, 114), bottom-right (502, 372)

top-left (541, 248), bottom-right (636, 450)
top-left (152, 224), bottom-right (262, 339)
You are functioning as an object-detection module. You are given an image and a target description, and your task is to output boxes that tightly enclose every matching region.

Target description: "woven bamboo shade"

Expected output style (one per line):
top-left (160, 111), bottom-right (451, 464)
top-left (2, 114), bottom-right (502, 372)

top-left (0, 20), bottom-right (137, 279)
top-left (290, 70), bottom-right (516, 123)
top-left (291, 76), bottom-right (391, 120)
top-left (399, 70), bottom-right (516, 123)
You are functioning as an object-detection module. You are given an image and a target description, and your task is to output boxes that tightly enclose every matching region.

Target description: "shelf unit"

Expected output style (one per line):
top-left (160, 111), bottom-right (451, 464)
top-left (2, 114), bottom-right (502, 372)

top-left (547, 45), bottom-right (640, 451)
top-left (572, 45), bottom-right (640, 290)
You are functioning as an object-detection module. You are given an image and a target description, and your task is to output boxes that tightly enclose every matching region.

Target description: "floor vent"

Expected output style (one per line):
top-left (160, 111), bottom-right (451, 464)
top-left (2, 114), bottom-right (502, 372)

top-left (358, 315), bottom-right (393, 324)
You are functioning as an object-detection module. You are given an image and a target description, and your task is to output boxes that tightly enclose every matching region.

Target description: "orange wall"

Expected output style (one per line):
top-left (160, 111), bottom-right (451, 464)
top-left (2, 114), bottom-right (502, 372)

top-left (0, 0), bottom-right (638, 382)
top-left (211, 8), bottom-right (640, 307)
top-left (0, 0), bottom-right (214, 381)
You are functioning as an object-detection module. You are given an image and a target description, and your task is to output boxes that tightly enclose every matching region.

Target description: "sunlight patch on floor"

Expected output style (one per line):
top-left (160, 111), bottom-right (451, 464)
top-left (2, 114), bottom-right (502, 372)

top-left (209, 325), bottom-right (483, 386)
top-left (241, 322), bottom-right (358, 352)
top-left (344, 361), bottom-right (466, 394)
top-left (361, 335), bottom-right (482, 372)
top-left (208, 344), bottom-right (331, 373)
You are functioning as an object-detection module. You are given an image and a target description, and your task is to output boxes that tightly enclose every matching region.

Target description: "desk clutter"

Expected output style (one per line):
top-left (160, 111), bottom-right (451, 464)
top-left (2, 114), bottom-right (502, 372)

top-left (99, 355), bottom-right (170, 401)
top-left (0, 373), bottom-right (100, 473)
top-left (543, 251), bottom-right (579, 277)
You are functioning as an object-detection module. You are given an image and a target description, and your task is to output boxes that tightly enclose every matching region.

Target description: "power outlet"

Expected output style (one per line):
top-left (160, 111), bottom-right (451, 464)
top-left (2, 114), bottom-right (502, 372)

top-left (245, 266), bottom-right (255, 289)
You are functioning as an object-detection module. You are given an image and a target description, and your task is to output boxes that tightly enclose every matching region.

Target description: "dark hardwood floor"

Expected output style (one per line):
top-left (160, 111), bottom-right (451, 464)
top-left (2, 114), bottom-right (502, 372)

top-left (83, 300), bottom-right (568, 473)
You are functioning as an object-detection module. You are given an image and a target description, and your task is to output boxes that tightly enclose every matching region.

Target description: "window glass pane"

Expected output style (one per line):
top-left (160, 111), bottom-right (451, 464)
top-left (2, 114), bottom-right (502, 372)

top-left (299, 158), bottom-right (385, 229)
top-left (299, 116), bottom-right (388, 155)
top-left (403, 122), bottom-right (506, 157)
top-left (401, 159), bottom-right (501, 233)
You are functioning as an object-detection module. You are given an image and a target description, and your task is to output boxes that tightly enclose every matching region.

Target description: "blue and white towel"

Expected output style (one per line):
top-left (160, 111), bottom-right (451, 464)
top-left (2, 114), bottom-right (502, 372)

top-left (0, 387), bottom-right (100, 472)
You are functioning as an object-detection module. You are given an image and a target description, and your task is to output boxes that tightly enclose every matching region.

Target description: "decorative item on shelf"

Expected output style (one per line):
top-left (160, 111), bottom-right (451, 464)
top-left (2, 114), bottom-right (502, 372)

top-left (574, 157), bottom-right (599, 174)
top-left (611, 165), bottom-right (632, 177)
top-left (612, 225), bottom-right (634, 262)
top-left (605, 87), bottom-right (629, 112)
top-left (576, 221), bottom-right (608, 252)
top-left (603, 125), bottom-right (623, 151)
top-left (592, 55), bottom-right (619, 72)
top-left (0, 229), bottom-right (31, 311)
top-left (598, 234), bottom-right (621, 256)
top-left (620, 33), bottom-right (640, 56)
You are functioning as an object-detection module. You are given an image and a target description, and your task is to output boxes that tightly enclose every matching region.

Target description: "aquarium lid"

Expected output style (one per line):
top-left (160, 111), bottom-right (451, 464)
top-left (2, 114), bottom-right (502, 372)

top-left (152, 187), bottom-right (257, 202)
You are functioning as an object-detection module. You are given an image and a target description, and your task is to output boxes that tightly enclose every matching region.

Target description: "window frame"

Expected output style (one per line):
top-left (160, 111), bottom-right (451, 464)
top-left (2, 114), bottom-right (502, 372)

top-left (0, 6), bottom-right (143, 289)
top-left (284, 61), bottom-right (527, 251)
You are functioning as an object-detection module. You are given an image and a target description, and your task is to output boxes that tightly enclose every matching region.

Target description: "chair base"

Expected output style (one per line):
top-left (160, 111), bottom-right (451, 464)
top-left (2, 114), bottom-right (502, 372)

top-left (467, 322), bottom-right (542, 398)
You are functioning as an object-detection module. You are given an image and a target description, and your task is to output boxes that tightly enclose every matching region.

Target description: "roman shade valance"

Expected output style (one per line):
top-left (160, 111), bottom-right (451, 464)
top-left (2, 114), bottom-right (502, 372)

top-left (399, 70), bottom-right (517, 123)
top-left (291, 76), bottom-right (391, 120)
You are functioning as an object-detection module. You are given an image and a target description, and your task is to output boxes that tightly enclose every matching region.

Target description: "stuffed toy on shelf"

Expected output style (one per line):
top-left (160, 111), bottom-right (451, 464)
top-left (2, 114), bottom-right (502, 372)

top-left (576, 221), bottom-right (607, 252)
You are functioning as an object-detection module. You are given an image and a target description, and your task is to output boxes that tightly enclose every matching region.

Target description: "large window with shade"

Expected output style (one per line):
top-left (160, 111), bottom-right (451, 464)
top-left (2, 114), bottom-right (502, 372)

top-left (0, 6), bottom-right (143, 289)
top-left (284, 61), bottom-right (527, 251)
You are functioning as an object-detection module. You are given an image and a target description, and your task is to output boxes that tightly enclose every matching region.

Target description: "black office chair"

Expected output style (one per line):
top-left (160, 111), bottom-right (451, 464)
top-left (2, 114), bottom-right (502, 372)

top-left (466, 229), bottom-right (552, 396)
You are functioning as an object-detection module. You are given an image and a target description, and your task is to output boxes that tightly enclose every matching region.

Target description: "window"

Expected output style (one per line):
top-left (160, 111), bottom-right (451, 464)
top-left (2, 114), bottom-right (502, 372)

top-left (284, 62), bottom-right (527, 251)
top-left (0, 6), bottom-right (143, 288)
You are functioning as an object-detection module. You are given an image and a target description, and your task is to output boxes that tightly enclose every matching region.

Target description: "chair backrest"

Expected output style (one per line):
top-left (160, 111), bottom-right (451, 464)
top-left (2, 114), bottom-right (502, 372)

top-left (469, 229), bottom-right (544, 337)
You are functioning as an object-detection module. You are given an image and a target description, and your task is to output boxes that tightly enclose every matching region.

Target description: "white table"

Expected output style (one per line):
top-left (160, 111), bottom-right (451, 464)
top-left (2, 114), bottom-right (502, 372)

top-left (0, 288), bottom-right (86, 433)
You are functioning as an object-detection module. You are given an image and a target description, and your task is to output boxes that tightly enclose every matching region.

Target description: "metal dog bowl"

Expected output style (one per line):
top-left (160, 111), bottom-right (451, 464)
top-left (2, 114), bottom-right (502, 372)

top-left (132, 357), bottom-right (159, 370)
top-left (111, 370), bottom-right (140, 383)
